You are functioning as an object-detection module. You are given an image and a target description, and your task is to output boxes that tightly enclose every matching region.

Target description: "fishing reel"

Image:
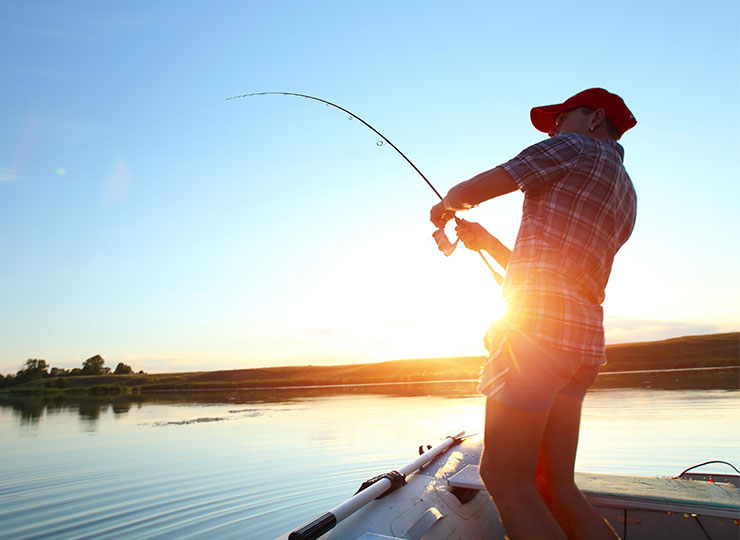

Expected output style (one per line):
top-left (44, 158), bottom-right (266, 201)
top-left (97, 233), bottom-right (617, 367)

top-left (432, 216), bottom-right (467, 257)
top-left (432, 226), bottom-right (459, 257)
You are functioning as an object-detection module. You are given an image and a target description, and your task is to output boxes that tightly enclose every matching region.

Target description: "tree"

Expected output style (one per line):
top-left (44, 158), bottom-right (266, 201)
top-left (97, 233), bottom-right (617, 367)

top-left (16, 359), bottom-right (49, 382)
top-left (81, 355), bottom-right (105, 375)
top-left (114, 362), bottom-right (134, 375)
top-left (50, 367), bottom-right (70, 377)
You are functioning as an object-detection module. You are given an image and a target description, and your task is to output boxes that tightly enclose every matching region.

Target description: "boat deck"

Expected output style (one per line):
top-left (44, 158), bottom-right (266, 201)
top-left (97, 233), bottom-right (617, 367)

top-left (449, 465), bottom-right (740, 519)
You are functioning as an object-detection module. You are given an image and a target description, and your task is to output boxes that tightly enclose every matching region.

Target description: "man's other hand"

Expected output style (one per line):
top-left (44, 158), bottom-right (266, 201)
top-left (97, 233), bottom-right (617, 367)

top-left (455, 219), bottom-right (491, 252)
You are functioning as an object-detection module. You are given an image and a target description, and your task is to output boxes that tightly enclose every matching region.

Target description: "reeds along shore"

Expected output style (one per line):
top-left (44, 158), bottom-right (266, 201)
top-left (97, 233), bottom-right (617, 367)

top-left (2, 332), bottom-right (738, 396)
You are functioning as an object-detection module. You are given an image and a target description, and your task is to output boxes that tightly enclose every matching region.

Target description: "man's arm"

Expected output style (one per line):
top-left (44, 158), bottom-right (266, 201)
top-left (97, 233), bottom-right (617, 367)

top-left (430, 167), bottom-right (518, 227)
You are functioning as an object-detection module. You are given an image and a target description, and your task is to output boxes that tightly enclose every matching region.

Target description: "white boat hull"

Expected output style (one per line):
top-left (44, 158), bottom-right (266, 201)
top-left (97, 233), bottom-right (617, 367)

top-left (279, 434), bottom-right (740, 540)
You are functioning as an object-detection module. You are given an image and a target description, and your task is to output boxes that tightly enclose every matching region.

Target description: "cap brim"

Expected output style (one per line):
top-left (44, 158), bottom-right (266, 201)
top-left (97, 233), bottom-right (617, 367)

top-left (530, 103), bottom-right (566, 133)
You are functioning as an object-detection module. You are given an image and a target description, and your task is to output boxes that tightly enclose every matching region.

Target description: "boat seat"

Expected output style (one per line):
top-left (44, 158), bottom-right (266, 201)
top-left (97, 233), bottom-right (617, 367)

top-left (448, 465), bottom-right (740, 519)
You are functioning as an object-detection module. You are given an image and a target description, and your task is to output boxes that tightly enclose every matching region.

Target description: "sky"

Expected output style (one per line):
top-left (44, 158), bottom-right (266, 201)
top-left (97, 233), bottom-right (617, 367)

top-left (1, 1), bottom-right (738, 375)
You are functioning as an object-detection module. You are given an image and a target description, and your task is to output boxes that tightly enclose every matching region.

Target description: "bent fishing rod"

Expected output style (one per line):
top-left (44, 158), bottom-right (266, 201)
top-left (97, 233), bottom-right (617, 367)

top-left (226, 91), bottom-right (504, 285)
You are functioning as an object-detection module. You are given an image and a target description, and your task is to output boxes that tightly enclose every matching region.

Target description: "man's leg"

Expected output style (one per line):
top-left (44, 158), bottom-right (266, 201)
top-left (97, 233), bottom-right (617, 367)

top-left (479, 397), bottom-right (566, 540)
top-left (535, 392), bottom-right (619, 539)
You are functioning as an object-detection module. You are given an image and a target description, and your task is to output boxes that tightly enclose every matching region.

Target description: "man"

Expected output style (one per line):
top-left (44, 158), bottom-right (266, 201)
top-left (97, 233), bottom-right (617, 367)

top-left (430, 88), bottom-right (637, 539)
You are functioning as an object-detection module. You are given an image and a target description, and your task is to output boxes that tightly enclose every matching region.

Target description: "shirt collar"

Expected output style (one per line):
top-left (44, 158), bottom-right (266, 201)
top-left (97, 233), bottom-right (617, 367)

top-left (604, 138), bottom-right (625, 161)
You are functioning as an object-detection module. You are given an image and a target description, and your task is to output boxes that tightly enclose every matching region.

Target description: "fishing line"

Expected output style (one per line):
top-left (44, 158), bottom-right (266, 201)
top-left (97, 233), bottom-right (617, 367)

top-left (226, 91), bottom-right (504, 285)
top-left (227, 92), bottom-right (443, 199)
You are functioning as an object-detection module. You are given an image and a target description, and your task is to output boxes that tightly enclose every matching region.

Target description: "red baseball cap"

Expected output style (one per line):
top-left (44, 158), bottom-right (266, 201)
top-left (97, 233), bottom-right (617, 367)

top-left (530, 88), bottom-right (637, 136)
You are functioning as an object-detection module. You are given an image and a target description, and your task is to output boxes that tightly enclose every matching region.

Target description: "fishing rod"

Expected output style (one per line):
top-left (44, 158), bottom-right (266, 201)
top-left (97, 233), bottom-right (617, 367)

top-left (226, 91), bottom-right (504, 285)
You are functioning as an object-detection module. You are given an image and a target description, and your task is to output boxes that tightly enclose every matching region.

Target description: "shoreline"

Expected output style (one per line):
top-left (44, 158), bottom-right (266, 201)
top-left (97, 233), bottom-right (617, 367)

top-left (2, 332), bottom-right (737, 397)
top-left (2, 366), bottom-right (738, 398)
top-left (128, 366), bottom-right (740, 392)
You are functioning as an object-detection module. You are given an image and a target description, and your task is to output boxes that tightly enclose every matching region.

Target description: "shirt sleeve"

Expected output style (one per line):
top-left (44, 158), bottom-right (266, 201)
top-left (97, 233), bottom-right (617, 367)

top-left (499, 133), bottom-right (584, 193)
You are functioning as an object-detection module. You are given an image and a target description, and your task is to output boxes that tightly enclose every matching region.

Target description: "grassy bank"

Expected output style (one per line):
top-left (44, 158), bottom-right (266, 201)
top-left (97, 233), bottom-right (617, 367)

top-left (3, 332), bottom-right (738, 396)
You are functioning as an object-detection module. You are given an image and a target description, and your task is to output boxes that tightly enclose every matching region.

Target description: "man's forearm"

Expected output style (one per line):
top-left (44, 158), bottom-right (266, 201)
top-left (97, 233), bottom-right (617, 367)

top-left (443, 167), bottom-right (518, 211)
top-left (485, 235), bottom-right (512, 269)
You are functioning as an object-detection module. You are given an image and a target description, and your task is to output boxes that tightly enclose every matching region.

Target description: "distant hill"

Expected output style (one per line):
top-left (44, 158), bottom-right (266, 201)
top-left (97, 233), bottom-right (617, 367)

top-left (602, 332), bottom-right (739, 372)
top-left (178, 332), bottom-right (738, 387)
top-left (4, 332), bottom-right (738, 393)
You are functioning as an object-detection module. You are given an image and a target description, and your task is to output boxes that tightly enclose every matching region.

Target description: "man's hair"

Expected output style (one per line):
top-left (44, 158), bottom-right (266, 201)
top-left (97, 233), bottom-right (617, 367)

top-left (578, 107), bottom-right (621, 140)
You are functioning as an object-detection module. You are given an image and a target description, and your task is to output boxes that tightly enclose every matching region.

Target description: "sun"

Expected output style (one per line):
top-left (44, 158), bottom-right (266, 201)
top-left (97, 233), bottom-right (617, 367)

top-left (258, 234), bottom-right (510, 365)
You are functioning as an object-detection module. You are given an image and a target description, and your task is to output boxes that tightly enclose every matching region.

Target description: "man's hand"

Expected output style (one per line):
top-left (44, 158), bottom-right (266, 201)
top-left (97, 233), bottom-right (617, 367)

top-left (455, 218), bottom-right (512, 269)
top-left (455, 219), bottom-right (491, 252)
top-left (430, 201), bottom-right (455, 229)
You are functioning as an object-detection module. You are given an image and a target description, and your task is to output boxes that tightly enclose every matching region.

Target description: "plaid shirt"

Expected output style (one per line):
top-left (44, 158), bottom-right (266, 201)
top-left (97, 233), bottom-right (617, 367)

top-left (497, 133), bottom-right (636, 364)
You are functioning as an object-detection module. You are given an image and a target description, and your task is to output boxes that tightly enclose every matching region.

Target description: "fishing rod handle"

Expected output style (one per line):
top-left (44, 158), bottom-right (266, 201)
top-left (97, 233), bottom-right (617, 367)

top-left (477, 251), bottom-right (505, 285)
top-left (288, 512), bottom-right (336, 540)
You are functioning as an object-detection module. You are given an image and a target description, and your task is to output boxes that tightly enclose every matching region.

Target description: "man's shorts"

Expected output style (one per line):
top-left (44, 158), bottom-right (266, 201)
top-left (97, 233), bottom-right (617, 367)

top-left (478, 329), bottom-right (599, 412)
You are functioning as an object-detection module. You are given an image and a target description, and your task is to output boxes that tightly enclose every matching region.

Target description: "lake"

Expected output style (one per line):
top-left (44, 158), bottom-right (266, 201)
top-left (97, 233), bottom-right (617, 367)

top-left (1, 382), bottom-right (738, 539)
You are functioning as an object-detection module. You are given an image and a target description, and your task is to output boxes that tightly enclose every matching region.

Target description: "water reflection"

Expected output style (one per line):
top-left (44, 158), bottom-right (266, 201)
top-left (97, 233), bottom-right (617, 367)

top-left (112, 402), bottom-right (132, 415)
top-left (0, 369), bottom-right (736, 431)
top-left (0, 383), bottom-right (474, 429)
top-left (2, 395), bottom-right (141, 429)
top-left (10, 399), bottom-right (45, 425)
top-left (0, 380), bottom-right (736, 539)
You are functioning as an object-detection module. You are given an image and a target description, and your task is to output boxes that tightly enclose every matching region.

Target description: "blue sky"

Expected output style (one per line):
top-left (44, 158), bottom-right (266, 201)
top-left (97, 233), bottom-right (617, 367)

top-left (1, 1), bottom-right (738, 374)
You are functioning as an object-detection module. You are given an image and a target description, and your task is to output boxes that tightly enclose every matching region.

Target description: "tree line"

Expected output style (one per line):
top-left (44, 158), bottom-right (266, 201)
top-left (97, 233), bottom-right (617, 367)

top-left (0, 355), bottom-right (144, 388)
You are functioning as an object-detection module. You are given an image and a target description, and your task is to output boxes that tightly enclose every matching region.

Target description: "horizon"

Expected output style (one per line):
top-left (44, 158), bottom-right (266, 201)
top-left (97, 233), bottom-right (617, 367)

top-left (2, 2), bottom-right (739, 376)
top-left (5, 331), bottom-right (737, 376)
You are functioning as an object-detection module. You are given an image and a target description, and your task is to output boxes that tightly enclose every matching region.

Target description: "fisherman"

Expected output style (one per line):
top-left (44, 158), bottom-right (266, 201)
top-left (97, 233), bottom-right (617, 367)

top-left (430, 88), bottom-right (637, 539)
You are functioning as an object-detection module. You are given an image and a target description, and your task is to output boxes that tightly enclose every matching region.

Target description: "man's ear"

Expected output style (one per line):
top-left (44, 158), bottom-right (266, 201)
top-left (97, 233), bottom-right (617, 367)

top-left (590, 108), bottom-right (607, 129)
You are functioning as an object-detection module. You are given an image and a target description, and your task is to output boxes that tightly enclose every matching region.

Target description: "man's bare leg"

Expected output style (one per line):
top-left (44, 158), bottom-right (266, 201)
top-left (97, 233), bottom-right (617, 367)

top-left (479, 397), bottom-right (566, 539)
top-left (535, 392), bottom-right (620, 539)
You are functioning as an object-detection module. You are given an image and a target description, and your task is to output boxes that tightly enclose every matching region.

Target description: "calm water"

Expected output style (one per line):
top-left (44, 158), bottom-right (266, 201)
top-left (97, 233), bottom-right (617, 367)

top-left (1, 384), bottom-right (738, 540)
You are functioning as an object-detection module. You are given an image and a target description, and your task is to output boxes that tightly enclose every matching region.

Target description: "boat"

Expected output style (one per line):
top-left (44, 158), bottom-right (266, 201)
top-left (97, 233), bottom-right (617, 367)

top-left (276, 432), bottom-right (740, 540)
